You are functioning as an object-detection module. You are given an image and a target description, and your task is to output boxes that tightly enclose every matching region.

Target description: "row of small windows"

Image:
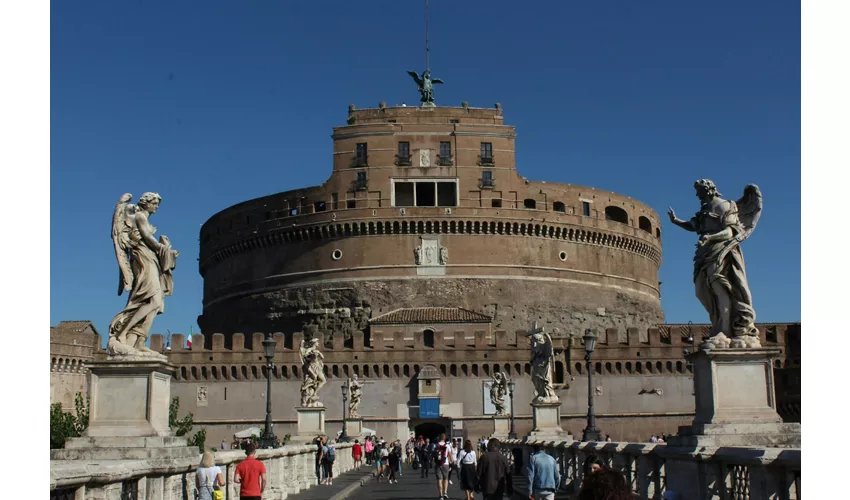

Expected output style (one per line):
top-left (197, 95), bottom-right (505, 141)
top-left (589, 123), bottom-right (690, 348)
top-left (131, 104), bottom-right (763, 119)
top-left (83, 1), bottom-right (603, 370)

top-left (205, 218), bottom-right (661, 269)
top-left (204, 201), bottom-right (659, 244)
top-left (572, 360), bottom-right (692, 376)
top-left (357, 141), bottom-right (492, 168)
top-left (175, 362), bottom-right (534, 382)
top-left (51, 357), bottom-right (86, 373)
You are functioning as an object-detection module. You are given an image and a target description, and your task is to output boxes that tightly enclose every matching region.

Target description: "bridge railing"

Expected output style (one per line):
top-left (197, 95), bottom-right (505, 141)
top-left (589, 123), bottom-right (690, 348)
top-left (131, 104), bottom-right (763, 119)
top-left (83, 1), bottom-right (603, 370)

top-left (50, 443), bottom-right (356, 500)
top-left (499, 439), bottom-right (800, 500)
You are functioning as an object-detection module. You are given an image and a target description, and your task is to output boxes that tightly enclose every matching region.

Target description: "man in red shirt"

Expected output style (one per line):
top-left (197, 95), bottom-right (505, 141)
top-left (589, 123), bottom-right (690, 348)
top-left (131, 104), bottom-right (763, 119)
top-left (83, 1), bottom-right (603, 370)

top-left (235, 443), bottom-right (267, 500)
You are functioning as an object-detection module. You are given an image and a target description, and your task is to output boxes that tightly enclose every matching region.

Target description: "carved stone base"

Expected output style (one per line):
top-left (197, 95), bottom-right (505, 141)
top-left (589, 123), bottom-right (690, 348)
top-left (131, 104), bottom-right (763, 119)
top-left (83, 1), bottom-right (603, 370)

top-left (526, 402), bottom-right (572, 442)
top-left (50, 359), bottom-right (198, 460)
top-left (344, 418), bottom-right (363, 438)
top-left (492, 415), bottom-right (511, 438)
top-left (670, 347), bottom-right (799, 448)
top-left (295, 406), bottom-right (326, 443)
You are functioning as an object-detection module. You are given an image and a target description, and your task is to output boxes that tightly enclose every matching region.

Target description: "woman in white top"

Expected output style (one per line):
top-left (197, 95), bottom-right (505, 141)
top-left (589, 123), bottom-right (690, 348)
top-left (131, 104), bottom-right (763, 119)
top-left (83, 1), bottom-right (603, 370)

top-left (456, 439), bottom-right (478, 500)
top-left (196, 451), bottom-right (225, 500)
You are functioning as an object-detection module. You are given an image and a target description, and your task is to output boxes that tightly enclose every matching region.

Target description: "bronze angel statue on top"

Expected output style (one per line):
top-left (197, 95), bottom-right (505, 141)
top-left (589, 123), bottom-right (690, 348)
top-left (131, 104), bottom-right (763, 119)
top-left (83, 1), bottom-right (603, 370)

top-left (668, 180), bottom-right (763, 349)
top-left (108, 193), bottom-right (179, 357)
top-left (407, 69), bottom-right (444, 105)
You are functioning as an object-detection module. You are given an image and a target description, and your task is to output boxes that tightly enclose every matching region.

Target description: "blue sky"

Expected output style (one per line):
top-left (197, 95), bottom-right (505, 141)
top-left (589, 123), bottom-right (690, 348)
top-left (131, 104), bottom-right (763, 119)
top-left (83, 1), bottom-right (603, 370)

top-left (50, 0), bottom-right (800, 341)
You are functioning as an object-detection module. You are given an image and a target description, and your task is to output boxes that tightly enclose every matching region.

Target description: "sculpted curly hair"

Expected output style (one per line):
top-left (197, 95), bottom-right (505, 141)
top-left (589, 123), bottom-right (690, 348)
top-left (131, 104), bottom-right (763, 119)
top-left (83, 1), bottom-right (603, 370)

top-left (693, 179), bottom-right (721, 197)
top-left (578, 468), bottom-right (634, 500)
top-left (138, 192), bottom-right (162, 210)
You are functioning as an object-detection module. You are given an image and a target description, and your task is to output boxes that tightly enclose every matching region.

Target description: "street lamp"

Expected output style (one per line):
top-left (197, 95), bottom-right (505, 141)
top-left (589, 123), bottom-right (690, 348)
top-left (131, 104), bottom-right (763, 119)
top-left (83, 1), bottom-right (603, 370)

top-left (260, 333), bottom-right (277, 449)
top-left (339, 380), bottom-right (350, 442)
top-left (507, 379), bottom-right (517, 440)
top-left (582, 329), bottom-right (602, 442)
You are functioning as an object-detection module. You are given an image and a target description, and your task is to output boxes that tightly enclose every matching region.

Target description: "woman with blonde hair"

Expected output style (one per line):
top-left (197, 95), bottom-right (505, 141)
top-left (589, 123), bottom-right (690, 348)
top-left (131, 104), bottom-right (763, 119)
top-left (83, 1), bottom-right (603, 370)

top-left (196, 451), bottom-right (225, 500)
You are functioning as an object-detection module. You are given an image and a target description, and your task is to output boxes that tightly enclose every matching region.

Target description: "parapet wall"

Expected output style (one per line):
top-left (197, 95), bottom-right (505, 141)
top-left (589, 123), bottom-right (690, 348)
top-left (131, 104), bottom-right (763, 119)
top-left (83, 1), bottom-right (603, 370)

top-left (152, 322), bottom-right (799, 382)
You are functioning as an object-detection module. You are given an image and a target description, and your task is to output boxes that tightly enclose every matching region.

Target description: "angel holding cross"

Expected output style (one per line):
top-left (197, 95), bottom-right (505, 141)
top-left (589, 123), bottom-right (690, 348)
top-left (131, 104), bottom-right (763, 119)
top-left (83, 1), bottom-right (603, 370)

top-left (527, 321), bottom-right (559, 404)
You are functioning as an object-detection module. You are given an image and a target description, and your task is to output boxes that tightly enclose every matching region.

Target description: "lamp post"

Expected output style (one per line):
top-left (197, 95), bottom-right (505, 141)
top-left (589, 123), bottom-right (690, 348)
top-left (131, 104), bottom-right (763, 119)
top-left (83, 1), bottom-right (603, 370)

top-left (582, 329), bottom-right (602, 442)
top-left (339, 380), bottom-right (350, 442)
top-left (507, 379), bottom-right (517, 440)
top-left (260, 333), bottom-right (278, 449)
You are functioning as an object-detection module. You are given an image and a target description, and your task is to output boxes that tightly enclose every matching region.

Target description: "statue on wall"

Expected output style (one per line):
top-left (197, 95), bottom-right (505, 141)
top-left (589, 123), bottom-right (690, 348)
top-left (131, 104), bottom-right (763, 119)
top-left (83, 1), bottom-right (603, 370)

top-left (347, 375), bottom-right (362, 419)
top-left (406, 69), bottom-right (444, 106)
top-left (439, 246), bottom-right (448, 265)
top-left (299, 336), bottom-right (327, 407)
top-left (528, 321), bottom-right (558, 404)
top-left (668, 180), bottom-right (763, 349)
top-left (414, 246), bottom-right (421, 265)
top-left (108, 193), bottom-right (179, 357)
top-left (490, 372), bottom-right (508, 416)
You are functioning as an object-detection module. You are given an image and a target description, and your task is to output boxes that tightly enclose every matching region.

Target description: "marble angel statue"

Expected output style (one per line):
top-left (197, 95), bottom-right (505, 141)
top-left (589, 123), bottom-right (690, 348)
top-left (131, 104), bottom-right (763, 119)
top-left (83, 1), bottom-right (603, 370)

top-left (668, 179), bottom-right (763, 349)
top-left (490, 372), bottom-right (508, 416)
top-left (528, 321), bottom-right (558, 403)
top-left (347, 375), bottom-right (362, 419)
top-left (299, 336), bottom-right (327, 407)
top-left (108, 193), bottom-right (179, 357)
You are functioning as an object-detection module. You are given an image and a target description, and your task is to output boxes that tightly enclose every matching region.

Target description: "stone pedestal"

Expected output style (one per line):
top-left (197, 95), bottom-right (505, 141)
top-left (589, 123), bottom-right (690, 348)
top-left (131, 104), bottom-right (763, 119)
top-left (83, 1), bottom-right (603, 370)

top-left (51, 358), bottom-right (198, 460)
top-left (492, 415), bottom-right (511, 438)
top-left (295, 406), bottom-right (326, 443)
top-left (526, 402), bottom-right (573, 442)
top-left (344, 418), bottom-right (363, 438)
top-left (671, 347), bottom-right (801, 448)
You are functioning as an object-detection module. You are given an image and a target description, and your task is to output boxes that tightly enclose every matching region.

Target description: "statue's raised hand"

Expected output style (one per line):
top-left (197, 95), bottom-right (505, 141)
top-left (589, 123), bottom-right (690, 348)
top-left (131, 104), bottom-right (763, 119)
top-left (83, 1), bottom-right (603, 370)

top-left (667, 206), bottom-right (678, 223)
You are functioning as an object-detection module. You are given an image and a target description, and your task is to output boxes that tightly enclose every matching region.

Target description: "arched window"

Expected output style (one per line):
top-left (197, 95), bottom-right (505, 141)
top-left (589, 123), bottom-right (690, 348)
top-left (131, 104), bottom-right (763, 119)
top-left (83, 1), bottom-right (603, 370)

top-left (524, 363), bottom-right (531, 375)
top-left (514, 363), bottom-right (521, 374)
top-left (615, 362), bottom-right (622, 374)
top-left (636, 363), bottom-right (643, 374)
top-left (553, 201), bottom-right (566, 213)
top-left (242, 366), bottom-right (248, 379)
top-left (665, 361), bottom-right (673, 373)
top-left (555, 361), bottom-right (564, 383)
top-left (363, 365), bottom-right (370, 377)
top-left (605, 362), bottom-right (612, 374)
top-left (292, 365), bottom-right (299, 378)
top-left (524, 198), bottom-right (537, 209)
top-left (211, 366), bottom-right (219, 380)
top-left (181, 367), bottom-right (188, 379)
top-left (423, 329), bottom-right (435, 348)
top-left (333, 365), bottom-right (340, 378)
top-left (625, 362), bottom-right (632, 374)
top-left (450, 365), bottom-right (457, 377)
top-left (394, 364), bottom-right (400, 377)
top-left (483, 364), bottom-right (491, 377)
top-left (281, 365), bottom-right (288, 378)
top-left (461, 364), bottom-right (468, 376)
top-left (656, 361), bottom-right (663, 373)
top-left (575, 363), bottom-right (583, 375)
top-left (638, 216), bottom-right (652, 233)
top-left (191, 366), bottom-right (198, 379)
top-left (604, 206), bottom-right (629, 224)
top-left (251, 366), bottom-right (258, 379)
top-left (656, 227), bottom-right (661, 238)
top-left (403, 365), bottom-right (410, 377)
top-left (383, 365), bottom-right (390, 377)
top-left (472, 364), bottom-right (479, 377)
top-left (595, 362), bottom-right (602, 374)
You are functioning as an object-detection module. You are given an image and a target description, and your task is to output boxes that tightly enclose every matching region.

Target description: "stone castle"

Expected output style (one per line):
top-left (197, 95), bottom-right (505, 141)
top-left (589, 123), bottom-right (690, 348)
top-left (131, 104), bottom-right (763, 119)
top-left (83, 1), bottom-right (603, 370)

top-left (50, 103), bottom-right (801, 445)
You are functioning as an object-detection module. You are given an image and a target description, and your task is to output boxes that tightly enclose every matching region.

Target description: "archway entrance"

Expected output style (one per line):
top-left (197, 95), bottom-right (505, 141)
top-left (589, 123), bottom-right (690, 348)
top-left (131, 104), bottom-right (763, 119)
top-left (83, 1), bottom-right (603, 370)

top-left (412, 420), bottom-right (448, 441)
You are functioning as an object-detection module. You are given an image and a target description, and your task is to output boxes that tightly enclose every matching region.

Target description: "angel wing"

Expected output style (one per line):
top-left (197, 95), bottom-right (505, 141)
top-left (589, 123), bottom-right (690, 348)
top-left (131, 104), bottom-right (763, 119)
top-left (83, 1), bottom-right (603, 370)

top-left (112, 193), bottom-right (135, 295)
top-left (735, 184), bottom-right (763, 239)
top-left (431, 78), bottom-right (444, 85)
top-left (407, 70), bottom-right (423, 87)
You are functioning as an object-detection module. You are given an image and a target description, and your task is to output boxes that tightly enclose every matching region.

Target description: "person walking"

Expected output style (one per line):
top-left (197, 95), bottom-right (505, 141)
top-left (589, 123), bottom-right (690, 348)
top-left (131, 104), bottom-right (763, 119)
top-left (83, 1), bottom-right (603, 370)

top-left (457, 439), bottom-right (478, 500)
top-left (196, 451), bottom-right (225, 500)
top-left (394, 440), bottom-right (403, 476)
top-left (364, 436), bottom-right (374, 466)
top-left (447, 438), bottom-right (460, 485)
top-left (420, 438), bottom-right (432, 478)
top-left (315, 436), bottom-right (327, 485)
top-left (526, 445), bottom-right (561, 500)
top-left (476, 438), bottom-right (512, 500)
top-left (352, 439), bottom-right (363, 470)
top-left (234, 444), bottom-right (267, 500)
top-left (387, 445), bottom-right (401, 484)
top-left (433, 433), bottom-right (455, 500)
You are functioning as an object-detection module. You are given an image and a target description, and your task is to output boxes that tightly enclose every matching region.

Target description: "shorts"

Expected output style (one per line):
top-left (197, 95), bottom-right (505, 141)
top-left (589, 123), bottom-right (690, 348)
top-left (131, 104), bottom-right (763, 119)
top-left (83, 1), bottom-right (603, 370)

top-left (435, 464), bottom-right (450, 480)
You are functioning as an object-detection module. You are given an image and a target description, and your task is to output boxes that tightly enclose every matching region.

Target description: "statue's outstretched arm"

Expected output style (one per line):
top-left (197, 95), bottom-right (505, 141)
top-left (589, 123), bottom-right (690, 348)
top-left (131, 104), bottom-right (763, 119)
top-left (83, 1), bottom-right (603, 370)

top-left (667, 206), bottom-right (697, 232)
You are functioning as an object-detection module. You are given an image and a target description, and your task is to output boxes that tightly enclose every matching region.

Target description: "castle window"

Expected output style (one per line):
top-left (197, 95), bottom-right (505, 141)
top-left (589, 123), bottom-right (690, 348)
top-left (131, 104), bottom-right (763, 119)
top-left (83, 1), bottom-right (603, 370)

top-left (524, 198), bottom-right (537, 209)
top-left (639, 216), bottom-right (652, 233)
top-left (332, 193), bottom-right (339, 210)
top-left (604, 206), bottom-right (629, 225)
top-left (397, 142), bottom-right (411, 166)
top-left (479, 142), bottom-right (493, 164)
top-left (355, 143), bottom-right (368, 166)
top-left (347, 199), bottom-right (356, 209)
top-left (481, 170), bottom-right (494, 188)
top-left (392, 179), bottom-right (458, 207)
top-left (439, 141), bottom-right (453, 165)
top-left (582, 201), bottom-right (591, 217)
top-left (491, 198), bottom-right (502, 208)
top-left (314, 201), bottom-right (327, 212)
top-left (553, 201), bottom-right (566, 213)
top-left (423, 329), bottom-right (435, 348)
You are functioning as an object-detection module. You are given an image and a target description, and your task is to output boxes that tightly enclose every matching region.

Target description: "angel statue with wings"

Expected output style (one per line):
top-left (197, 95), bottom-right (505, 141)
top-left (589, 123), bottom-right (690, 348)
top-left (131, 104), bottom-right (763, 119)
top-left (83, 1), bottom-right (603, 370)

top-left (668, 180), bottom-right (763, 349)
top-left (299, 336), bottom-right (327, 407)
top-left (489, 372), bottom-right (508, 416)
top-left (528, 321), bottom-right (559, 404)
top-left (108, 193), bottom-right (179, 357)
top-left (406, 69), bottom-right (444, 106)
top-left (347, 375), bottom-right (362, 419)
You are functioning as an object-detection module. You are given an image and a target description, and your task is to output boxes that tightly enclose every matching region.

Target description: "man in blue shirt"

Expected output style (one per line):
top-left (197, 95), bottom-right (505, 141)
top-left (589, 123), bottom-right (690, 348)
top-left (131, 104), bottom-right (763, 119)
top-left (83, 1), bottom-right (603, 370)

top-left (526, 446), bottom-right (560, 500)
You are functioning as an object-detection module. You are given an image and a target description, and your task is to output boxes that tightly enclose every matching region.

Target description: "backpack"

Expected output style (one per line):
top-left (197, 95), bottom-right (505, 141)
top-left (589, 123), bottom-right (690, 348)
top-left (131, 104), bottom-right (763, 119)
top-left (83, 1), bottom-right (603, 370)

top-left (326, 445), bottom-right (336, 462)
top-left (433, 442), bottom-right (448, 465)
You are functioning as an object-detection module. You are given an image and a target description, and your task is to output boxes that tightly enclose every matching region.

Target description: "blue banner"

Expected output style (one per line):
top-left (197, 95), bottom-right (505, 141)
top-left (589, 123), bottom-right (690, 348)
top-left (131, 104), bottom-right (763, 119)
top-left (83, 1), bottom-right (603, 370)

top-left (419, 398), bottom-right (440, 418)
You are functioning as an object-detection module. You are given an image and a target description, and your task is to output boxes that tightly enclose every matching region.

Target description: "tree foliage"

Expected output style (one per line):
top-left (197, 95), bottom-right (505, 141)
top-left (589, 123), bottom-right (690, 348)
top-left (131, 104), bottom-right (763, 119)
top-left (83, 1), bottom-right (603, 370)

top-left (50, 392), bottom-right (90, 449)
top-left (169, 397), bottom-right (206, 452)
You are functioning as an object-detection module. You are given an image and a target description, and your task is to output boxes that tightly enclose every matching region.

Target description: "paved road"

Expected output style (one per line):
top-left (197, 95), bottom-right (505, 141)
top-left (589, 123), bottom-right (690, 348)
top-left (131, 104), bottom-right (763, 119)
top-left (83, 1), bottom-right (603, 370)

top-left (348, 468), bottom-right (473, 500)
